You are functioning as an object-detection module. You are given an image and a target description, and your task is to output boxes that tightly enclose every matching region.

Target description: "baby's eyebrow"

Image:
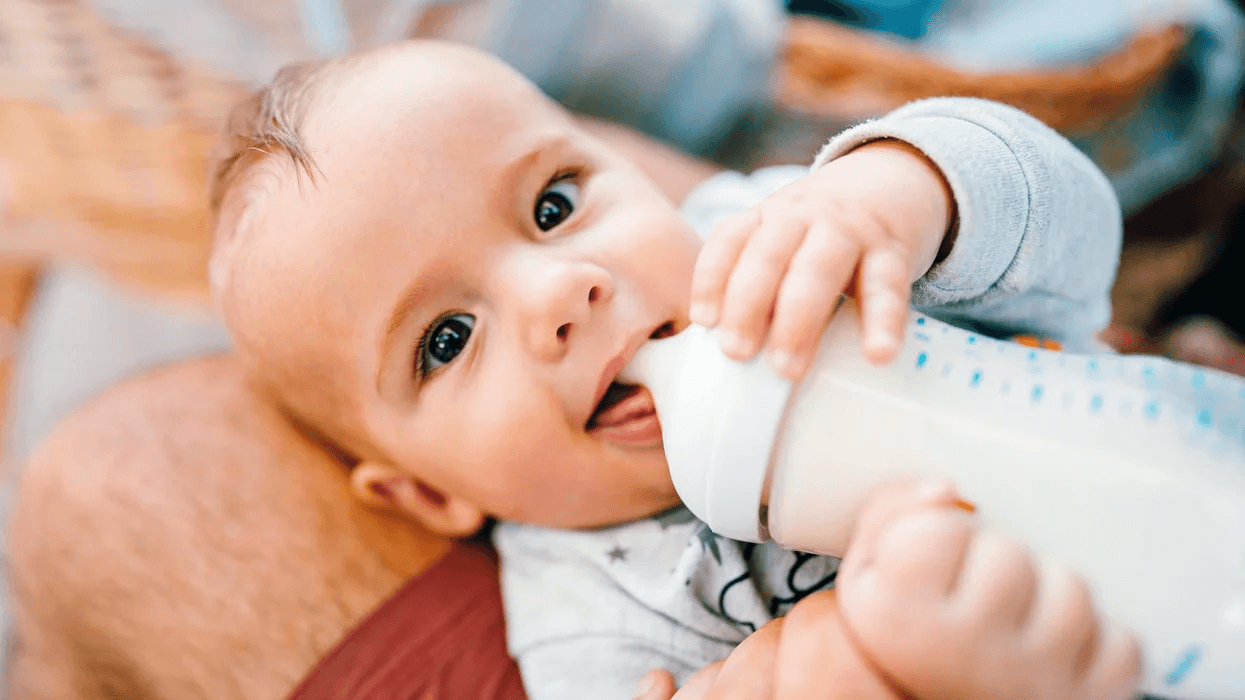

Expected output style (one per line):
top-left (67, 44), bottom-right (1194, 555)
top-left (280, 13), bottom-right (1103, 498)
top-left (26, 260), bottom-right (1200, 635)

top-left (378, 282), bottom-right (427, 389)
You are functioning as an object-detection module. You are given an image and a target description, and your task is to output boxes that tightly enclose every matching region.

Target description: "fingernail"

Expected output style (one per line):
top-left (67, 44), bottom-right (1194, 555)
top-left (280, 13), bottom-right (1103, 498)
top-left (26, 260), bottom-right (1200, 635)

top-left (916, 480), bottom-right (956, 501)
top-left (868, 331), bottom-right (899, 361)
top-left (768, 349), bottom-right (803, 379)
top-left (689, 302), bottom-right (716, 327)
top-left (719, 331), bottom-right (754, 358)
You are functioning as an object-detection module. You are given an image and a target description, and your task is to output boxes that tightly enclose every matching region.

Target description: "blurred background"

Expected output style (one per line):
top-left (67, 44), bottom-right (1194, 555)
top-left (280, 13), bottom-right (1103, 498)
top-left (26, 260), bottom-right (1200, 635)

top-left (0, 0), bottom-right (1244, 693)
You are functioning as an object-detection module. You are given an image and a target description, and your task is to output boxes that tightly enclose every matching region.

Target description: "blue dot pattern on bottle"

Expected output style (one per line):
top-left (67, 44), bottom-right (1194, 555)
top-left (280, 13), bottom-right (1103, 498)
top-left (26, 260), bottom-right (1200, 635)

top-left (1197, 409), bottom-right (1214, 429)
top-left (1091, 394), bottom-right (1104, 412)
top-left (971, 370), bottom-right (982, 387)
top-left (916, 352), bottom-right (928, 369)
top-left (1031, 385), bottom-right (1044, 402)
top-left (1145, 402), bottom-right (1160, 419)
top-left (1166, 645), bottom-right (1201, 686)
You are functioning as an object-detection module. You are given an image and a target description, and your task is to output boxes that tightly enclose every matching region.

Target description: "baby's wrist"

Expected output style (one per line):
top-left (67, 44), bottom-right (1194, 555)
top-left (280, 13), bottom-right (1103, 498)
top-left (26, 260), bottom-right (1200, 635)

top-left (850, 139), bottom-right (956, 280)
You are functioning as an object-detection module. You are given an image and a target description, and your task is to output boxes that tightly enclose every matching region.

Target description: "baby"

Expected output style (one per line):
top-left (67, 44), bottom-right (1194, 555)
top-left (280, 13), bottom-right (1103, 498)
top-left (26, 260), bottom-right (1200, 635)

top-left (208, 41), bottom-right (1140, 700)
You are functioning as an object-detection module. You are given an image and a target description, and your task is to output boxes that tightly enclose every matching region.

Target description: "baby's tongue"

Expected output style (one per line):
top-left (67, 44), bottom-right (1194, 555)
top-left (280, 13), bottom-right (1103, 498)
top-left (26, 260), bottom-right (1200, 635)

top-left (588, 383), bottom-right (656, 430)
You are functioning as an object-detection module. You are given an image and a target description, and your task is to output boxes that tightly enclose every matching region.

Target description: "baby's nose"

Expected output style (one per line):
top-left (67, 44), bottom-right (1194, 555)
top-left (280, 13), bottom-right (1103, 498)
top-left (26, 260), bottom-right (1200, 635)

top-left (521, 261), bottom-right (613, 362)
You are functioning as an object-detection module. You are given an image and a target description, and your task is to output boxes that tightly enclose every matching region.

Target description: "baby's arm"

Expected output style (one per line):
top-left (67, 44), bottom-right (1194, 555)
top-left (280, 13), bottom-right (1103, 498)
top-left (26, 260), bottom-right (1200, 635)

top-left (819, 97), bottom-right (1122, 351)
top-left (691, 97), bottom-right (1121, 380)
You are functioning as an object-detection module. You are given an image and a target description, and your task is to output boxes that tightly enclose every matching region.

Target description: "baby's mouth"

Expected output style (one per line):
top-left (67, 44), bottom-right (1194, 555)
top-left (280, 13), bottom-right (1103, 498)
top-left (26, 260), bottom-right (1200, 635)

top-left (584, 320), bottom-right (676, 444)
top-left (586, 382), bottom-right (660, 444)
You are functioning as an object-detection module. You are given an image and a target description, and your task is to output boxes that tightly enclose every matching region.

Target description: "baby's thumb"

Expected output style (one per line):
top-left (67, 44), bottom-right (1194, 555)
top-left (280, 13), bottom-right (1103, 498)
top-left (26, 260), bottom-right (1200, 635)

top-left (633, 670), bottom-right (677, 700)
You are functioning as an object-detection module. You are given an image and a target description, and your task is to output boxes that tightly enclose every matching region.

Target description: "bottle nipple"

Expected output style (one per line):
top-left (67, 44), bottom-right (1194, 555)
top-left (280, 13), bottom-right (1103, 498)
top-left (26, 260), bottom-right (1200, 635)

top-left (620, 330), bottom-right (690, 396)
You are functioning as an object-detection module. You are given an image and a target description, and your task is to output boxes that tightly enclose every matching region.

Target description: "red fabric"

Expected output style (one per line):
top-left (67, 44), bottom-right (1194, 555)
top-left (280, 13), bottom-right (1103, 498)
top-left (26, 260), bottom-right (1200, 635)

top-left (288, 542), bottom-right (527, 700)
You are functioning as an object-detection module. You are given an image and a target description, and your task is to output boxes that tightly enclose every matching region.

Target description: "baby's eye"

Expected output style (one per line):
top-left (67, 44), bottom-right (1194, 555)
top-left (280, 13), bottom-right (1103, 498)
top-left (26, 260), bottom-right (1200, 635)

top-left (419, 313), bottom-right (475, 375)
top-left (534, 179), bottom-right (580, 231)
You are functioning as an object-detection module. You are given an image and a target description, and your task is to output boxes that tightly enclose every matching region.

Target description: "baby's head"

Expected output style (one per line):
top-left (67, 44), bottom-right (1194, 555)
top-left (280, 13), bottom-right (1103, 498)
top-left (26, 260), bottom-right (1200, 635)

top-left (209, 42), bottom-right (701, 535)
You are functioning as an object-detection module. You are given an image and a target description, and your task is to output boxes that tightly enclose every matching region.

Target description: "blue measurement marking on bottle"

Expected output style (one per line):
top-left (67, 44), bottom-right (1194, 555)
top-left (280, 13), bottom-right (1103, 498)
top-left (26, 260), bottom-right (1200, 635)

top-left (1031, 384), bottom-right (1044, 402)
top-left (967, 335), bottom-right (977, 345)
top-left (916, 317), bottom-right (926, 325)
top-left (1197, 409), bottom-right (1214, 429)
top-left (1193, 371), bottom-right (1207, 390)
top-left (970, 370), bottom-right (982, 388)
top-left (914, 332), bottom-right (931, 342)
top-left (916, 352), bottom-right (928, 369)
top-left (1145, 401), bottom-right (1160, 420)
top-left (1166, 645), bottom-right (1201, 686)
top-left (1028, 350), bottom-right (1037, 361)
top-left (1091, 394), bottom-right (1104, 413)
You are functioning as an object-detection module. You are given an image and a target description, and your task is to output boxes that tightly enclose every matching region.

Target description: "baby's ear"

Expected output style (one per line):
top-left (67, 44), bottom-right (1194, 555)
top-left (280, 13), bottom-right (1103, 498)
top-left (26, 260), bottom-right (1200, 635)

top-left (350, 462), bottom-right (485, 537)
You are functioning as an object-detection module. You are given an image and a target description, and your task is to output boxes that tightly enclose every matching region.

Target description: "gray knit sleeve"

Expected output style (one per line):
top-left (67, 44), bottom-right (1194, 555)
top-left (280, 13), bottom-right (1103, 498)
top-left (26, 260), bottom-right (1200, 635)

top-left (813, 97), bottom-right (1121, 351)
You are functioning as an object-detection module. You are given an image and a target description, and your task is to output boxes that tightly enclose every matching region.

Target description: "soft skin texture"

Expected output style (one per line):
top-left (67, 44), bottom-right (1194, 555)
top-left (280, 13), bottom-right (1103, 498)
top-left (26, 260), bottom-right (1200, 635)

top-left (212, 42), bottom-right (958, 534)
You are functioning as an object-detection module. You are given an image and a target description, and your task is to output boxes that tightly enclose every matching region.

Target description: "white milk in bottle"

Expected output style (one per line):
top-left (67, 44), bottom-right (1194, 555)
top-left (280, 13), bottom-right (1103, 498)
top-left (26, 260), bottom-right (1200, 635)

top-left (621, 298), bottom-right (1245, 700)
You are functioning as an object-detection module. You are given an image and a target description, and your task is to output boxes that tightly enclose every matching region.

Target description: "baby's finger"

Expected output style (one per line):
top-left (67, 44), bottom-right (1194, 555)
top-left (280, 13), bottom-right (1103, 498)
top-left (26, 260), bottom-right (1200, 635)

top-left (699, 618), bottom-right (782, 699)
top-left (717, 218), bottom-right (808, 360)
top-left (950, 530), bottom-right (1039, 628)
top-left (763, 225), bottom-right (861, 378)
top-left (856, 247), bottom-right (912, 365)
top-left (635, 670), bottom-right (678, 700)
top-left (1026, 567), bottom-right (1099, 671)
top-left (842, 480), bottom-right (961, 572)
top-left (1081, 624), bottom-right (1143, 700)
top-left (671, 663), bottom-right (724, 700)
top-left (690, 210), bottom-right (760, 328)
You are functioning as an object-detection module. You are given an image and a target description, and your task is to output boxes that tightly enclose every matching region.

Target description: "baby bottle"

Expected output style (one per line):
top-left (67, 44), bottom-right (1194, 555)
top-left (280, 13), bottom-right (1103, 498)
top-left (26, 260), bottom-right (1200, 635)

top-left (621, 298), bottom-right (1245, 700)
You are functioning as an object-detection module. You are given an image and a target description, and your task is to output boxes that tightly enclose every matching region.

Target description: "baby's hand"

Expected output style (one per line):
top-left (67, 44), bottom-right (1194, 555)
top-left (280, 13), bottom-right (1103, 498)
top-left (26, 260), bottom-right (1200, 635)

top-left (836, 482), bottom-right (1142, 700)
top-left (689, 141), bottom-right (954, 378)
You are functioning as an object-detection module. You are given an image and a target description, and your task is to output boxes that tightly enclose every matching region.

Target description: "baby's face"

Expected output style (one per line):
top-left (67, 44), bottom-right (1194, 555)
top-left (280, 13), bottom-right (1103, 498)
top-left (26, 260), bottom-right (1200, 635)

top-left (242, 45), bottom-right (700, 528)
